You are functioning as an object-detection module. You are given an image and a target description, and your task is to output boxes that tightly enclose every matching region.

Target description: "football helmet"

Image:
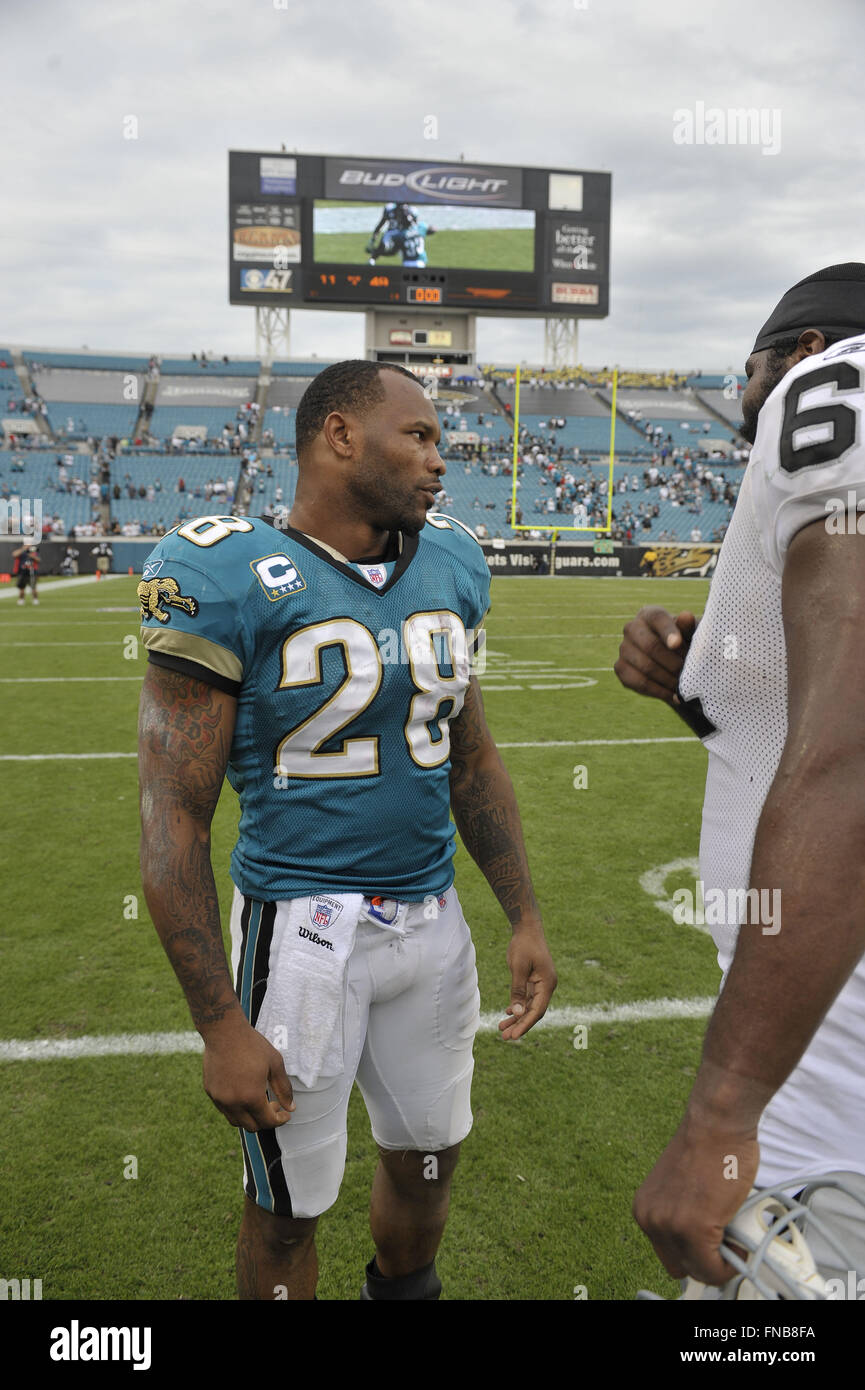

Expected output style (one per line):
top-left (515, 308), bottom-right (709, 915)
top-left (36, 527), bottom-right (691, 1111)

top-left (637, 1172), bottom-right (865, 1300)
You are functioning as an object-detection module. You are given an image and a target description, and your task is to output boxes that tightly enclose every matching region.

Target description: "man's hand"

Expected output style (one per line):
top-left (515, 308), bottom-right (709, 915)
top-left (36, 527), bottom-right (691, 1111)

top-left (614, 607), bottom-right (697, 705)
top-left (202, 1011), bottom-right (296, 1133)
top-left (499, 923), bottom-right (558, 1040)
top-left (633, 1106), bottom-right (760, 1285)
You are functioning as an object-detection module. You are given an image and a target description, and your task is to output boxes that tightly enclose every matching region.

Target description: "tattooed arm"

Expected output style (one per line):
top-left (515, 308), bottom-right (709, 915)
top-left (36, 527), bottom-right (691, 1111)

top-left (138, 664), bottom-right (294, 1130)
top-left (448, 676), bottom-right (557, 1038)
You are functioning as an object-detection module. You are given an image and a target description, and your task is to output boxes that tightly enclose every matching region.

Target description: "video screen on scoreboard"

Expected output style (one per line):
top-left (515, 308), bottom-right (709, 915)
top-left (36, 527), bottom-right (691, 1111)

top-left (312, 200), bottom-right (535, 272)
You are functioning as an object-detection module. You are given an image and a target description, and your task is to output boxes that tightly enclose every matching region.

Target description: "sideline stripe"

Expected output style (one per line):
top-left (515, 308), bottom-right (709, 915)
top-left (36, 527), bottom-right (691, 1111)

top-left (0, 575), bottom-right (126, 599)
top-left (0, 996), bottom-right (716, 1061)
top-left (0, 737), bottom-right (700, 761)
top-left (0, 607), bottom-right (139, 617)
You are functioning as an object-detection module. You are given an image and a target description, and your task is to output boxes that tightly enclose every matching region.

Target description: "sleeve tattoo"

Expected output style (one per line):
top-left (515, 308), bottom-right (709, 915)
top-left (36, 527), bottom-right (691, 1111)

top-left (138, 667), bottom-right (240, 1030)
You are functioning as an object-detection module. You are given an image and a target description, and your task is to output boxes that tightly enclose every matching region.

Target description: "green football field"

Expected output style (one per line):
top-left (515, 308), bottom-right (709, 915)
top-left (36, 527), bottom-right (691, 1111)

top-left (312, 227), bottom-right (534, 272)
top-left (0, 572), bottom-right (717, 1302)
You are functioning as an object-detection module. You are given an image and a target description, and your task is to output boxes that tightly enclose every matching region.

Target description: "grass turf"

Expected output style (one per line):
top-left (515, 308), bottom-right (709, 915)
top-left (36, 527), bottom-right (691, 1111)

top-left (313, 227), bottom-right (534, 272)
top-left (0, 572), bottom-right (715, 1300)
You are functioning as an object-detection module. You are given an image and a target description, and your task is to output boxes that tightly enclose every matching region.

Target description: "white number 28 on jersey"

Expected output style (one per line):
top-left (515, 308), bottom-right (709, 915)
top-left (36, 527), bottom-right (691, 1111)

top-left (275, 612), bottom-right (470, 778)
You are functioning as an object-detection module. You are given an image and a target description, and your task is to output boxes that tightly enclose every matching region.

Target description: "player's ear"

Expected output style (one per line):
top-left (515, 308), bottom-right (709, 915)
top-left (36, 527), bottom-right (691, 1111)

top-left (796, 329), bottom-right (826, 359)
top-left (321, 410), bottom-right (355, 459)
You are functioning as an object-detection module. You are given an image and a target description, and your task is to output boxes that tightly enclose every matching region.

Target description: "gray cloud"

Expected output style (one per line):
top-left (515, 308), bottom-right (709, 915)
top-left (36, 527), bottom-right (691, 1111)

top-left (1, 0), bottom-right (862, 367)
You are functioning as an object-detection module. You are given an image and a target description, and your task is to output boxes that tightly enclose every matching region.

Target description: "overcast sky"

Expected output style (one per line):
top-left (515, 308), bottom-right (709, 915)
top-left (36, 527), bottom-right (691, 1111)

top-left (2, 0), bottom-right (862, 370)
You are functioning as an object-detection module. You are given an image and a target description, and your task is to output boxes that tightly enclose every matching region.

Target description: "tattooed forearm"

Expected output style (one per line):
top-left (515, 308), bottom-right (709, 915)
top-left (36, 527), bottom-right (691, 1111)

top-left (138, 665), bottom-right (242, 1032)
top-left (450, 764), bottom-right (541, 926)
top-left (449, 678), bottom-right (541, 929)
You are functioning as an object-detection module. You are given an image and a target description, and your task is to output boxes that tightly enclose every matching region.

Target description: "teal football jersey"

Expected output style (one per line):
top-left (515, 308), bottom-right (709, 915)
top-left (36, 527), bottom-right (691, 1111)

top-left (139, 513), bottom-right (490, 900)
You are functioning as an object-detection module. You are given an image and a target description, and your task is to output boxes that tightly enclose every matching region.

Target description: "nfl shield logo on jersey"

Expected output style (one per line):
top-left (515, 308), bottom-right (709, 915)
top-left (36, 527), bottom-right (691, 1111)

top-left (309, 895), bottom-right (344, 931)
top-left (358, 564), bottom-right (387, 588)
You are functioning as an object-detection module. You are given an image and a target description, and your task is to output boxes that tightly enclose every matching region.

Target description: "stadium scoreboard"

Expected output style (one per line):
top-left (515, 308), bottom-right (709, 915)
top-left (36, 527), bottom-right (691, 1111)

top-left (229, 152), bottom-right (610, 317)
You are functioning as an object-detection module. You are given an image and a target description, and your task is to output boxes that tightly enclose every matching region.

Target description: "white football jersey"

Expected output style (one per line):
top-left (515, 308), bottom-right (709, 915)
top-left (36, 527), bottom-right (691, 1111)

top-left (679, 333), bottom-right (865, 1185)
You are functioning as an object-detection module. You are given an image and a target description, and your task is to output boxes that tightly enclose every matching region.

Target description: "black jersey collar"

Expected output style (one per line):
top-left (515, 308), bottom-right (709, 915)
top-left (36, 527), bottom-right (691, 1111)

top-left (279, 524), bottom-right (418, 595)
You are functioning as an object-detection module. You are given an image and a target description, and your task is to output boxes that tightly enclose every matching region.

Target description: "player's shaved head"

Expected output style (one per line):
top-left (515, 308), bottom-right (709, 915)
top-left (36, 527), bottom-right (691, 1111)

top-left (295, 359), bottom-right (421, 461)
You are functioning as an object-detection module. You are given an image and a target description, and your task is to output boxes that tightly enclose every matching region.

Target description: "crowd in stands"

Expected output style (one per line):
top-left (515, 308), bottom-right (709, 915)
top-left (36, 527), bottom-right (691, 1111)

top-left (4, 389), bottom-right (48, 423)
top-left (517, 456), bottom-right (740, 544)
top-left (112, 398), bottom-right (265, 456)
top-left (431, 407), bottom-right (745, 544)
top-left (1, 350), bottom-right (753, 547)
top-left (624, 405), bottom-right (749, 459)
top-left (482, 363), bottom-right (693, 391)
top-left (189, 351), bottom-right (235, 368)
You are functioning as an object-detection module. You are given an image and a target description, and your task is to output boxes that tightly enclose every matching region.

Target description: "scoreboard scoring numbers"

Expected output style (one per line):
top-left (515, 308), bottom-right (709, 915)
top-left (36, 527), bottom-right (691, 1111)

top-left (407, 285), bottom-right (443, 304)
top-left (305, 270), bottom-right (448, 306)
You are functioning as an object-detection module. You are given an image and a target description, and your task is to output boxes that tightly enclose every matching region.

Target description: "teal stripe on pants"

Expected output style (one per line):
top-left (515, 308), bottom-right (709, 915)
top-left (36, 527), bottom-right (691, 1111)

top-left (238, 901), bottom-right (273, 1209)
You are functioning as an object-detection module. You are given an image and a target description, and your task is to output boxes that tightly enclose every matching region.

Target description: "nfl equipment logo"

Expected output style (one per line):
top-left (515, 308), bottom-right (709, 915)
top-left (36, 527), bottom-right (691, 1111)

top-left (359, 564), bottom-right (387, 588)
top-left (309, 895), bottom-right (344, 931)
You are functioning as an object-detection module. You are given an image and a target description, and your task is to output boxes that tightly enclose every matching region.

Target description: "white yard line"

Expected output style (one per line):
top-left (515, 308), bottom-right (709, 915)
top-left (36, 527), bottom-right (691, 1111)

top-left (0, 995), bottom-right (716, 1061)
top-left (0, 737), bottom-right (699, 761)
top-left (481, 635), bottom-right (631, 640)
top-left (0, 752), bottom-right (138, 760)
top-left (480, 995), bottom-right (716, 1032)
top-left (2, 641), bottom-right (125, 647)
top-left (0, 620), bottom-right (139, 626)
top-left (0, 677), bottom-right (142, 683)
top-left (0, 739), bottom-right (700, 761)
top-left (498, 737), bottom-right (697, 748)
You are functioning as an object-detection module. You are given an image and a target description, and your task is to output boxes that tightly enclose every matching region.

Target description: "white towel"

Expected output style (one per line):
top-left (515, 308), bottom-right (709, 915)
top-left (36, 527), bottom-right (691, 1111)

top-left (258, 892), bottom-right (364, 1088)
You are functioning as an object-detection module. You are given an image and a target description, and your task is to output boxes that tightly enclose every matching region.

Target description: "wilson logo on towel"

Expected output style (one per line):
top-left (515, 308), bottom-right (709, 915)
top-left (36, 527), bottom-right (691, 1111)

top-left (298, 927), bottom-right (335, 952)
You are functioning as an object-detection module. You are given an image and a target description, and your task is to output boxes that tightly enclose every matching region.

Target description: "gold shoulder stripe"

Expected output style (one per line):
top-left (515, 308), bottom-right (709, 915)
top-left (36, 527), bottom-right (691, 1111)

top-left (140, 627), bottom-right (243, 685)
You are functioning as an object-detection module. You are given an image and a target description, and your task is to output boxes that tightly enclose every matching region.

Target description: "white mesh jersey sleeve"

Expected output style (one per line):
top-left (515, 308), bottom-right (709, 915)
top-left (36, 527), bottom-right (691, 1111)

top-left (678, 334), bottom-right (865, 1185)
top-left (751, 334), bottom-right (865, 573)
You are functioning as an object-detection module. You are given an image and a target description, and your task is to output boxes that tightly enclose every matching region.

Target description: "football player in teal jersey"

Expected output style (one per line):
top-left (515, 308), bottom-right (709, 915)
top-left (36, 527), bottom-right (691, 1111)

top-left (138, 360), bottom-right (557, 1301)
